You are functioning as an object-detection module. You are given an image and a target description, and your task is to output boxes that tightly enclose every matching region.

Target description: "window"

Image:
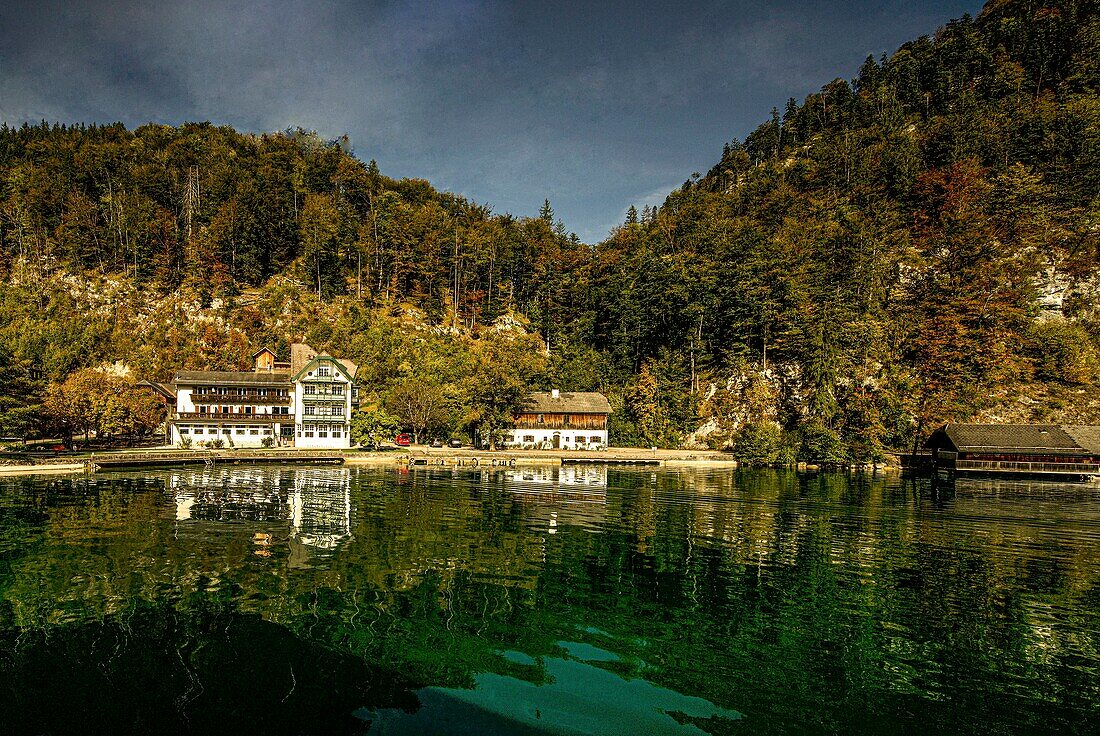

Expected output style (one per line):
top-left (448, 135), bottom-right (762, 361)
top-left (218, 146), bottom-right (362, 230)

top-left (179, 428), bottom-right (190, 435)
top-left (262, 429), bottom-right (272, 436)
top-left (537, 414), bottom-right (544, 424)
top-left (223, 428), bottom-right (231, 435)
top-left (505, 435), bottom-right (514, 443)
top-left (236, 428), bottom-right (245, 435)
top-left (319, 431), bottom-right (328, 438)
top-left (194, 428), bottom-right (204, 435)
top-left (331, 431), bottom-right (341, 438)
top-left (244, 406), bottom-right (253, 415)
top-left (318, 365), bottom-right (331, 377)
top-left (523, 435), bottom-right (535, 443)
top-left (250, 429), bottom-right (259, 435)
top-left (220, 405), bottom-right (229, 414)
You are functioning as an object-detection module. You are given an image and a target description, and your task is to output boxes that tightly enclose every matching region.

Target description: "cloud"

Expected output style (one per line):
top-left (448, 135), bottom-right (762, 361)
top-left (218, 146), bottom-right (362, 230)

top-left (0, 0), bottom-right (982, 241)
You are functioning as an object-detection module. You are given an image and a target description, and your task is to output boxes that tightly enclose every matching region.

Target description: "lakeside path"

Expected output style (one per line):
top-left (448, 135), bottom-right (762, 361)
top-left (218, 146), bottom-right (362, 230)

top-left (0, 446), bottom-right (740, 476)
top-left (390, 446), bottom-right (739, 467)
top-left (0, 463), bottom-right (85, 476)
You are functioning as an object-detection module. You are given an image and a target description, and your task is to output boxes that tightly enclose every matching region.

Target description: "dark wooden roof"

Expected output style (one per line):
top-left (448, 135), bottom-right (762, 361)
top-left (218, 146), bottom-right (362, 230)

top-left (1064, 426), bottom-right (1100, 455)
top-left (173, 370), bottom-right (292, 387)
top-left (926, 424), bottom-right (1098, 456)
top-left (137, 380), bottom-right (177, 400)
top-left (522, 392), bottom-right (612, 414)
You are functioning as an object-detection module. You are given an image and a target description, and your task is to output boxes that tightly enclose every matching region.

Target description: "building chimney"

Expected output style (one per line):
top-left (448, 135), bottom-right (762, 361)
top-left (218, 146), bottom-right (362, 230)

top-left (551, 389), bottom-right (560, 400)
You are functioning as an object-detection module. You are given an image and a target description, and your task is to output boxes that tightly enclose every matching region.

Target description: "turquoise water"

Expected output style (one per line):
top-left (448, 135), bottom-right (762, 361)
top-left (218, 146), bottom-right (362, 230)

top-left (0, 465), bottom-right (1098, 734)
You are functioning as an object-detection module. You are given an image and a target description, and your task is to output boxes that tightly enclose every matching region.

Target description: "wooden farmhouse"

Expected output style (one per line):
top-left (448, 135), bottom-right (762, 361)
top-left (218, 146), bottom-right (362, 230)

top-left (505, 390), bottom-right (612, 450)
top-left (925, 424), bottom-right (1100, 480)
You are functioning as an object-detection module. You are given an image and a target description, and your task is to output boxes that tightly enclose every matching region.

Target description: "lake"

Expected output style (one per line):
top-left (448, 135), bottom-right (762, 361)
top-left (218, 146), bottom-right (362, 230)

top-left (1, 465), bottom-right (1098, 734)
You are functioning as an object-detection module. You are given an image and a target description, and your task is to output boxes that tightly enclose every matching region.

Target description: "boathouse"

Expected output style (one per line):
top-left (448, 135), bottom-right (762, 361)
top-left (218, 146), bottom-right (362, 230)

top-left (925, 424), bottom-right (1100, 479)
top-left (505, 390), bottom-right (612, 450)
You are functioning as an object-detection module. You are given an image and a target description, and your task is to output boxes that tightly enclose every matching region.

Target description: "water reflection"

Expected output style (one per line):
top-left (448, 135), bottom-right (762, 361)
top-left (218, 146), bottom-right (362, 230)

top-left (167, 467), bottom-right (354, 563)
top-left (0, 467), bottom-right (1098, 734)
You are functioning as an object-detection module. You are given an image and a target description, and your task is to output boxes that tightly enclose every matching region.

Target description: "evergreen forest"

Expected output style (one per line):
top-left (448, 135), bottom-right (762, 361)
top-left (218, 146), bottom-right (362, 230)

top-left (1, 0), bottom-right (1099, 461)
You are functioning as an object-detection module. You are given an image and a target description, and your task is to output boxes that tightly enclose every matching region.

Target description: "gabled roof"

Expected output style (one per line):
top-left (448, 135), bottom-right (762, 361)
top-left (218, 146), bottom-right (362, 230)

top-left (1064, 426), bottom-right (1100, 455)
top-left (926, 424), bottom-right (1097, 456)
top-left (137, 380), bottom-right (177, 400)
top-left (290, 342), bottom-right (318, 374)
top-left (337, 358), bottom-right (359, 378)
top-left (251, 346), bottom-right (277, 358)
top-left (174, 370), bottom-right (292, 387)
top-left (523, 392), bottom-right (612, 414)
top-left (291, 353), bottom-right (357, 383)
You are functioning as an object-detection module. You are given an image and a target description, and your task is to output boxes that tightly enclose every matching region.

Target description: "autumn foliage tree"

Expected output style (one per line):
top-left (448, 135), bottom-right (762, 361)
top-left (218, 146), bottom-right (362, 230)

top-left (44, 370), bottom-right (165, 446)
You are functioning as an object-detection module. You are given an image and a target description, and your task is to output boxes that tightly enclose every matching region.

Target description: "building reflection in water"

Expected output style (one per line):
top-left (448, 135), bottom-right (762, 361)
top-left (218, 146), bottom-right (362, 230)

top-left (495, 465), bottom-right (608, 535)
top-left (167, 467), bottom-right (353, 563)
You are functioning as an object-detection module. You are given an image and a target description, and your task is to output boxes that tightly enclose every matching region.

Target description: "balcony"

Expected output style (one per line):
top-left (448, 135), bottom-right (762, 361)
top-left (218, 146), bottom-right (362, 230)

top-left (953, 459), bottom-right (1100, 476)
top-left (173, 412), bottom-right (293, 422)
top-left (191, 391), bottom-right (292, 405)
top-left (302, 393), bottom-right (347, 402)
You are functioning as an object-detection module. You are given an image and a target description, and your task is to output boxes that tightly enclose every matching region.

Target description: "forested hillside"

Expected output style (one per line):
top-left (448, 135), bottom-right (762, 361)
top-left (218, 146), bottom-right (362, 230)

top-left (1, 0), bottom-right (1098, 460)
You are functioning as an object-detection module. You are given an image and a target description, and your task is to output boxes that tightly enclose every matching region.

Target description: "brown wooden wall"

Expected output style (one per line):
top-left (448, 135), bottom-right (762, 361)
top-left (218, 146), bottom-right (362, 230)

top-left (514, 412), bottom-right (608, 430)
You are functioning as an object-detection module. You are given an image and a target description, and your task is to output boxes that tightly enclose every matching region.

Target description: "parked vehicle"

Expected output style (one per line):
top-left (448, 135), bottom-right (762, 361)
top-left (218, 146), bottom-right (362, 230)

top-left (448, 438), bottom-right (463, 448)
top-left (430, 438), bottom-right (444, 448)
top-left (395, 433), bottom-right (412, 446)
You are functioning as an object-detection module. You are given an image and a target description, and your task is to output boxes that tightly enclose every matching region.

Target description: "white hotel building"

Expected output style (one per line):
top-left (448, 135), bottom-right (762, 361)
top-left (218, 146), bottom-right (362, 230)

top-left (167, 343), bottom-right (359, 449)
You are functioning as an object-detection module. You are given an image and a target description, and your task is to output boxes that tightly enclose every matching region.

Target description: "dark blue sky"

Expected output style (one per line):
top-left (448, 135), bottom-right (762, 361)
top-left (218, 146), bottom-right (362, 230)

top-left (0, 0), bottom-right (982, 241)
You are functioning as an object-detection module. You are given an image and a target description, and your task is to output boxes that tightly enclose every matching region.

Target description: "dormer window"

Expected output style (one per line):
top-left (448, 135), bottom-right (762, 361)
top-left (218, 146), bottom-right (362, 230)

top-left (318, 365), bottom-right (331, 377)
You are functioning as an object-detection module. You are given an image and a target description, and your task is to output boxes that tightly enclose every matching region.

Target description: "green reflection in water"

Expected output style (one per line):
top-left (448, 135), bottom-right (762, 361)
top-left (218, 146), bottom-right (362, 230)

top-left (0, 466), bottom-right (1098, 734)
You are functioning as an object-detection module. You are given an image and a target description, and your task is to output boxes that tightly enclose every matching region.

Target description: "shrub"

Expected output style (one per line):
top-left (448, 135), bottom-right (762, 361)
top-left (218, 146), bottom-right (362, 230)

top-left (1028, 321), bottom-right (1099, 385)
top-left (177, 436), bottom-right (193, 449)
top-left (206, 438), bottom-right (225, 449)
top-left (733, 422), bottom-right (782, 464)
top-left (261, 436), bottom-right (276, 448)
top-left (800, 421), bottom-right (847, 465)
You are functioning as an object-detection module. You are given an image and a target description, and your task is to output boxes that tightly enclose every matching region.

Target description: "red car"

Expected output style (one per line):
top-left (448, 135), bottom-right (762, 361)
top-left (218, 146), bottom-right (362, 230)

top-left (394, 433), bottom-right (412, 446)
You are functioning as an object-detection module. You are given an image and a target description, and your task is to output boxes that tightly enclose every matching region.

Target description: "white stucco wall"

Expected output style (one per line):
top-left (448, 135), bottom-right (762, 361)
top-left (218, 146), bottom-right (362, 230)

top-left (293, 360), bottom-right (353, 449)
top-left (176, 387), bottom-right (194, 413)
top-left (170, 422), bottom-right (283, 448)
top-left (503, 428), bottom-right (608, 450)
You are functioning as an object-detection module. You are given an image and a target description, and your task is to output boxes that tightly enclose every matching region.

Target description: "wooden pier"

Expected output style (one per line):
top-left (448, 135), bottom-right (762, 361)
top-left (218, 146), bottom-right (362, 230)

top-left (85, 449), bottom-right (346, 471)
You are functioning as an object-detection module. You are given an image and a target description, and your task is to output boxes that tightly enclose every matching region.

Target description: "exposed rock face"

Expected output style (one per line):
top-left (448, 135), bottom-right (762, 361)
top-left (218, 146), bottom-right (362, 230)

top-left (686, 362), bottom-right (797, 449)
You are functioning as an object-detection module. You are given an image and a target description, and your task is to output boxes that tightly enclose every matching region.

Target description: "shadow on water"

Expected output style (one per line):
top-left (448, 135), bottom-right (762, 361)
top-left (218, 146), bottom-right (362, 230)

top-left (1, 465), bottom-right (1099, 734)
top-left (0, 597), bottom-right (420, 735)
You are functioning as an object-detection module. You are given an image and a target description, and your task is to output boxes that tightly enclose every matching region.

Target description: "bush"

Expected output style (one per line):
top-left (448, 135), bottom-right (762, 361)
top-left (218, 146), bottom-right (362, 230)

top-left (206, 438), bottom-right (226, 449)
top-left (1028, 321), bottom-right (1099, 384)
top-left (177, 436), bottom-right (193, 449)
top-left (733, 422), bottom-right (782, 465)
top-left (800, 421), bottom-right (847, 465)
top-left (261, 436), bottom-right (276, 448)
